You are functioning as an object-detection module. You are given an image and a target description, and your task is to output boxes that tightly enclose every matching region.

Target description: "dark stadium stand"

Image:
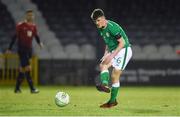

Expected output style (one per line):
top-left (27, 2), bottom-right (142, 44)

top-left (0, 1), bottom-right (15, 52)
top-left (31, 0), bottom-right (180, 46)
top-left (1, 0), bottom-right (180, 59)
top-left (32, 0), bottom-right (98, 46)
top-left (106, 0), bottom-right (180, 45)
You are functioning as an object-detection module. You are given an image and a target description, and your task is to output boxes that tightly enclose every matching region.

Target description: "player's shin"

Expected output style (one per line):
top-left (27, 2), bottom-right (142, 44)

top-left (100, 70), bottom-right (109, 85)
top-left (15, 72), bottom-right (24, 90)
top-left (109, 82), bottom-right (120, 103)
top-left (25, 71), bottom-right (35, 90)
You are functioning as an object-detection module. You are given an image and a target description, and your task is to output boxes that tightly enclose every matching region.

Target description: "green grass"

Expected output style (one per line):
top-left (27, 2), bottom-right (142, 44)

top-left (0, 86), bottom-right (180, 116)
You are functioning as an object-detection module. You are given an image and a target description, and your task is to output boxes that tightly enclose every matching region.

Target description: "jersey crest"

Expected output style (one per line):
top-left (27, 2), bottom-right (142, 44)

top-left (27, 30), bottom-right (33, 37)
top-left (106, 32), bottom-right (110, 37)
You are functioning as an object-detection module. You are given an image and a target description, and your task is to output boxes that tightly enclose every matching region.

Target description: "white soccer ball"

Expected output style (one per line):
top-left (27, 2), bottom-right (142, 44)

top-left (55, 91), bottom-right (70, 107)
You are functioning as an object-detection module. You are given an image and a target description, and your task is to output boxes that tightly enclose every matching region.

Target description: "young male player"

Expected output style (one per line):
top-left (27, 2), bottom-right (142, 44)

top-left (7, 10), bottom-right (43, 93)
top-left (91, 9), bottom-right (132, 108)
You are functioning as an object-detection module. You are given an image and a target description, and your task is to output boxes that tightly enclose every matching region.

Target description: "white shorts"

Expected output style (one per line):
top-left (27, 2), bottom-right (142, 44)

top-left (111, 47), bottom-right (132, 70)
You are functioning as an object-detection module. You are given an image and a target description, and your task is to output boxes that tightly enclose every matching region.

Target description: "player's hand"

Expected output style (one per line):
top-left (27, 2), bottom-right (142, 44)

top-left (39, 42), bottom-right (44, 49)
top-left (5, 49), bottom-right (12, 54)
top-left (100, 53), bottom-right (111, 62)
top-left (103, 54), bottom-right (114, 64)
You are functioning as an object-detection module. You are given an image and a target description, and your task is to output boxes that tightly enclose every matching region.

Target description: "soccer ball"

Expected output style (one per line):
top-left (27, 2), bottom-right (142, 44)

top-left (55, 91), bottom-right (70, 107)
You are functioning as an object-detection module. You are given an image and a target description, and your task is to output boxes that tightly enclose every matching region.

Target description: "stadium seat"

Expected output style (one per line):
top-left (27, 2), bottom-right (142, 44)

top-left (174, 45), bottom-right (180, 51)
top-left (163, 53), bottom-right (179, 60)
top-left (64, 44), bottom-right (83, 59)
top-left (147, 53), bottom-right (162, 60)
top-left (132, 52), bottom-right (147, 60)
top-left (81, 44), bottom-right (96, 60)
top-left (158, 44), bottom-right (174, 56)
top-left (37, 49), bottom-right (52, 59)
top-left (52, 51), bottom-right (68, 59)
top-left (143, 45), bottom-right (158, 55)
top-left (132, 45), bottom-right (142, 54)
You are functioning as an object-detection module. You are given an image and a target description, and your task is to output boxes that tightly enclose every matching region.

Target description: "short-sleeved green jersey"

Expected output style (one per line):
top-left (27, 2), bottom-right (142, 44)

top-left (98, 20), bottom-right (130, 52)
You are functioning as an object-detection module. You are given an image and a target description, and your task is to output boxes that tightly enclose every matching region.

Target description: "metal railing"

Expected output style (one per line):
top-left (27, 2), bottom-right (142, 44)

top-left (0, 54), bottom-right (38, 85)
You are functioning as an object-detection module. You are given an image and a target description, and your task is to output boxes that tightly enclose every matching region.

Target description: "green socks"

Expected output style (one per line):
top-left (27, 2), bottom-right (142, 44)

top-left (109, 82), bottom-right (120, 103)
top-left (100, 70), bottom-right (109, 85)
top-left (100, 70), bottom-right (120, 103)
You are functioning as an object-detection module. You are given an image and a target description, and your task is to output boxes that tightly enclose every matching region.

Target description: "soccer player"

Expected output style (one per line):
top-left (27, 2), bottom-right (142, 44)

top-left (176, 50), bottom-right (180, 55)
top-left (91, 9), bottom-right (132, 108)
top-left (6, 10), bottom-right (43, 93)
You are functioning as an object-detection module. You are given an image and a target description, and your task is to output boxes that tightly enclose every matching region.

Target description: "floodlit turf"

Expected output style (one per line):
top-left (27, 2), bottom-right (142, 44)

top-left (0, 86), bottom-right (180, 116)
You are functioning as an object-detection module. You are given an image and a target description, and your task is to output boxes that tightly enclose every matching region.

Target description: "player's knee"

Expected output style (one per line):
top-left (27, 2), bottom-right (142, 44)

top-left (25, 65), bottom-right (31, 72)
top-left (99, 64), bottom-right (103, 70)
top-left (99, 63), bottom-right (103, 70)
top-left (99, 63), bottom-right (107, 71)
top-left (111, 75), bottom-right (119, 84)
top-left (18, 67), bottom-right (23, 72)
top-left (112, 69), bottom-right (121, 78)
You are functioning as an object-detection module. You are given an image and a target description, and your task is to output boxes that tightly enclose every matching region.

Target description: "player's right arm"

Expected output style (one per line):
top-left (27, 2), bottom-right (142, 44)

top-left (6, 34), bottom-right (17, 53)
top-left (34, 25), bottom-right (44, 49)
top-left (6, 23), bottom-right (19, 53)
top-left (100, 45), bottom-right (110, 62)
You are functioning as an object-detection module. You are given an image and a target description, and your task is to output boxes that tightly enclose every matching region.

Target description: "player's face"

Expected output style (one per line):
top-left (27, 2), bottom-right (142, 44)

top-left (26, 12), bottom-right (34, 22)
top-left (95, 16), bottom-right (106, 29)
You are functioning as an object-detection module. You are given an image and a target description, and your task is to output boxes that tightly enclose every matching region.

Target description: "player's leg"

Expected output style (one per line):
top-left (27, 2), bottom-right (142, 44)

top-left (100, 68), bottom-right (120, 108)
top-left (14, 67), bottom-right (24, 93)
top-left (110, 69), bottom-right (121, 103)
top-left (24, 64), bottom-right (39, 93)
top-left (14, 51), bottom-right (26, 93)
top-left (110, 47), bottom-right (132, 103)
top-left (24, 51), bottom-right (39, 93)
top-left (96, 62), bottom-right (112, 93)
top-left (99, 62), bottom-right (112, 85)
top-left (100, 47), bottom-right (132, 108)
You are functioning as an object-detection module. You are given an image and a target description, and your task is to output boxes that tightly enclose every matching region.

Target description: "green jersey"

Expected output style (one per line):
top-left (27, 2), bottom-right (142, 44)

top-left (98, 20), bottom-right (130, 52)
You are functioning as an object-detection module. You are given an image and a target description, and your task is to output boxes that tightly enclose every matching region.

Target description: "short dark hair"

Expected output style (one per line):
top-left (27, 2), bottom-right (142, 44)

top-left (26, 9), bottom-right (33, 14)
top-left (91, 8), bottom-right (104, 21)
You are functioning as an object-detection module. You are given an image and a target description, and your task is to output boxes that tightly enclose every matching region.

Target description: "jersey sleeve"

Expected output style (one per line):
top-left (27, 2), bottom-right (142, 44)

top-left (109, 24), bottom-right (122, 39)
top-left (34, 25), bottom-right (41, 44)
top-left (15, 24), bottom-right (20, 36)
top-left (34, 25), bottom-right (38, 36)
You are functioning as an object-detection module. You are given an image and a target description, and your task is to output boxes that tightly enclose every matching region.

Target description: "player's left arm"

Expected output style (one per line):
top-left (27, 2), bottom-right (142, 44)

top-left (6, 34), bottom-right (17, 54)
top-left (109, 24), bottom-right (125, 58)
top-left (110, 36), bottom-right (124, 58)
top-left (104, 36), bottom-right (124, 64)
top-left (34, 25), bottom-right (43, 48)
top-left (35, 35), bottom-right (43, 48)
top-left (104, 24), bottom-right (125, 64)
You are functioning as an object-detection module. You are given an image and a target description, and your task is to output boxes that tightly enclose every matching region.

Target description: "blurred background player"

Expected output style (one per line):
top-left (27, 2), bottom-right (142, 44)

top-left (91, 9), bottom-right (132, 108)
top-left (6, 9), bottom-right (43, 93)
top-left (176, 50), bottom-right (180, 55)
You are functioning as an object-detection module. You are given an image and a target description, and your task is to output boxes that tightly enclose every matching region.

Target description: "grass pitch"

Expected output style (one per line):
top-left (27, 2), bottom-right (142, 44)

top-left (0, 86), bottom-right (180, 116)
